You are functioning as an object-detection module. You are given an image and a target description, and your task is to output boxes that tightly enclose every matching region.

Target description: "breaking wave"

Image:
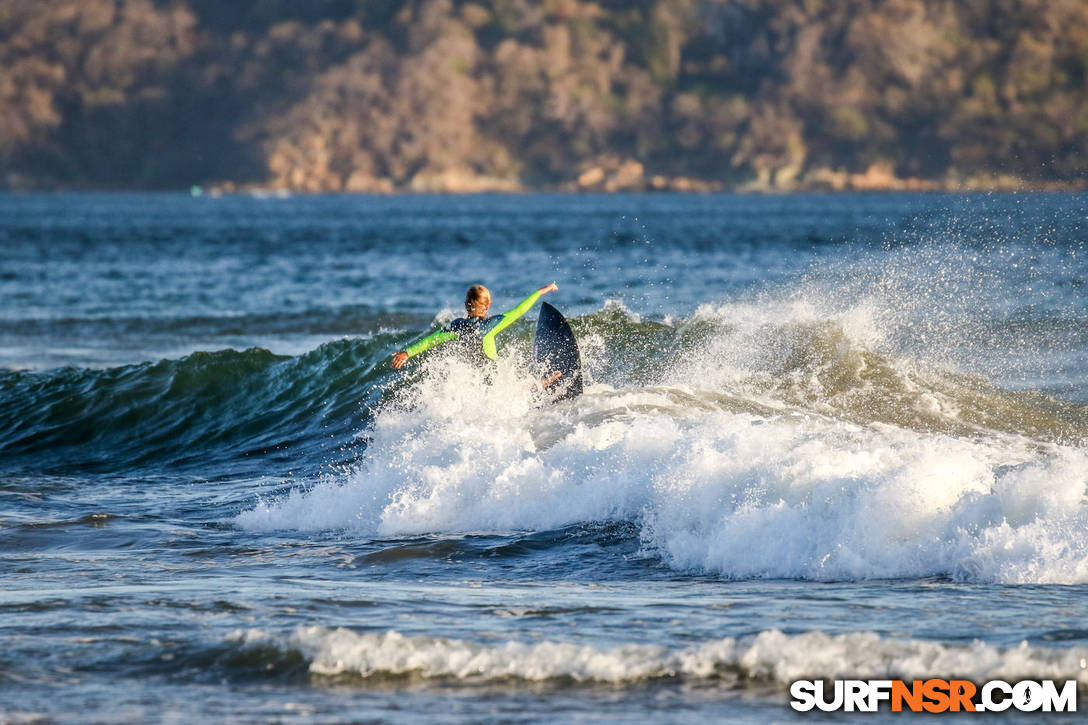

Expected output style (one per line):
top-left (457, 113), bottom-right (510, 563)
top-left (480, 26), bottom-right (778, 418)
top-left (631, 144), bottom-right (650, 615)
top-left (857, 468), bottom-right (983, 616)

top-left (237, 297), bottom-right (1088, 585)
top-left (224, 626), bottom-right (1088, 687)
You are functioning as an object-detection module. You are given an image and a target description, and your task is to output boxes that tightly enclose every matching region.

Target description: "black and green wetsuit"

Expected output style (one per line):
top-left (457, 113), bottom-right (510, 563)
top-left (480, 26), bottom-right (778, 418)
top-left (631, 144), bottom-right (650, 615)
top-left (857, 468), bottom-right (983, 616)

top-left (402, 289), bottom-right (545, 363)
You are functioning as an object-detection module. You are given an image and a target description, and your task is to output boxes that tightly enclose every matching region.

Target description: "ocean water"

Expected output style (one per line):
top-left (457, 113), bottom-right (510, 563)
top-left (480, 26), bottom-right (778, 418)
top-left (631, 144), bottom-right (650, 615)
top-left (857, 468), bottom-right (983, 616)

top-left (2, 192), bottom-right (1087, 723)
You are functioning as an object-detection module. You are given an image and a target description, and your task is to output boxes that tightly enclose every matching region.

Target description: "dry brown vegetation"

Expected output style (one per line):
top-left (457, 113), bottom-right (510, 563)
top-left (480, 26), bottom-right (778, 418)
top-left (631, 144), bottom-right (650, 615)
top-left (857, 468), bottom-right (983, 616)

top-left (1, 0), bottom-right (1086, 191)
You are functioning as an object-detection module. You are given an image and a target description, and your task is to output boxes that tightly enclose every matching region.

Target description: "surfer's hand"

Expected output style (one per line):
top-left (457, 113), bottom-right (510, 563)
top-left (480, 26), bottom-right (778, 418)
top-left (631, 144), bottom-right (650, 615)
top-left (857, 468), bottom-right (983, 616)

top-left (538, 282), bottom-right (558, 294)
top-left (391, 351), bottom-right (408, 369)
top-left (540, 370), bottom-right (562, 389)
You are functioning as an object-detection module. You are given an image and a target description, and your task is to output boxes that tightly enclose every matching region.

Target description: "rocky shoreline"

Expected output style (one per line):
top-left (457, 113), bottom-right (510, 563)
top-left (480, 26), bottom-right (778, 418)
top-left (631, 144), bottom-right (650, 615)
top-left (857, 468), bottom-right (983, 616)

top-left (205, 157), bottom-right (1086, 195)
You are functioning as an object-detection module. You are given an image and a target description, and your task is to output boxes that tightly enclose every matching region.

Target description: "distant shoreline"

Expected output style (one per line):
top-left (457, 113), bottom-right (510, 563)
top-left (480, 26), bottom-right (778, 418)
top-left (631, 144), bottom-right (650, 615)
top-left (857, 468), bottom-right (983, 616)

top-left (6, 2), bottom-right (1088, 201)
top-left (4, 184), bottom-right (1086, 195)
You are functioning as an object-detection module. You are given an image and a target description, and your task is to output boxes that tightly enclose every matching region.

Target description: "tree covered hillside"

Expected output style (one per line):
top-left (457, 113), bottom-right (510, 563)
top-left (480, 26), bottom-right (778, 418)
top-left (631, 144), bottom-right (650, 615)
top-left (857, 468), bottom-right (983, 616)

top-left (2, 0), bottom-right (1087, 191)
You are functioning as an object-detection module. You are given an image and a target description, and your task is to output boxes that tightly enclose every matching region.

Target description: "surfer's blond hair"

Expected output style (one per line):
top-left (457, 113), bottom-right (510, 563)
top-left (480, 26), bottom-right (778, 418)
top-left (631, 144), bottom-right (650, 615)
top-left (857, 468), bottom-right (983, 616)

top-left (465, 285), bottom-right (491, 316)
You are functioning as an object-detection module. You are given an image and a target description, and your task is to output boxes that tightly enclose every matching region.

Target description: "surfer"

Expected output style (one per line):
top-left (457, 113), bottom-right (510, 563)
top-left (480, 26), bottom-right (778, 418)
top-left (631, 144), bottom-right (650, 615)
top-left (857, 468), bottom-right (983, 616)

top-left (392, 283), bottom-right (563, 388)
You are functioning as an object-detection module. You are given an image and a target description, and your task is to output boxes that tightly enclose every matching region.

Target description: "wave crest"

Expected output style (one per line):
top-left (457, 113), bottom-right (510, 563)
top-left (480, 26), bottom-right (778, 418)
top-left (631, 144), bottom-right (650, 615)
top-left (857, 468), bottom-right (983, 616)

top-left (228, 626), bottom-right (1088, 687)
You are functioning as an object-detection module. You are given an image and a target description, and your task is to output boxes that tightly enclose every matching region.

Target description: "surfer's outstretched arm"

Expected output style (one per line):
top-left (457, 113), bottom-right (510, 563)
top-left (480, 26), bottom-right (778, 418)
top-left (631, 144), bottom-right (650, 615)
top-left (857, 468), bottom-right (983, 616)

top-left (392, 329), bottom-right (459, 369)
top-left (480, 283), bottom-right (557, 360)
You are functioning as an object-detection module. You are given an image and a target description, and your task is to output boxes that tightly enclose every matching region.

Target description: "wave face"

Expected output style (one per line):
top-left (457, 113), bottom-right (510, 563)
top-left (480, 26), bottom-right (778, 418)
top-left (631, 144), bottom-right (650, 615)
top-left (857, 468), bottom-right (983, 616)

top-left (224, 626), bottom-right (1088, 687)
top-left (0, 336), bottom-right (398, 473)
top-left (237, 297), bottom-right (1088, 585)
top-left (6, 273), bottom-right (1084, 584)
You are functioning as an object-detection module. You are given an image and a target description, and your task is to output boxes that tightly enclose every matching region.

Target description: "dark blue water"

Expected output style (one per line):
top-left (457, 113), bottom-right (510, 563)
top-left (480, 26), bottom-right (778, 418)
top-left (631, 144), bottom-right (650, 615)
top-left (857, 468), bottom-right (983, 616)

top-left (2, 193), bottom-right (1087, 722)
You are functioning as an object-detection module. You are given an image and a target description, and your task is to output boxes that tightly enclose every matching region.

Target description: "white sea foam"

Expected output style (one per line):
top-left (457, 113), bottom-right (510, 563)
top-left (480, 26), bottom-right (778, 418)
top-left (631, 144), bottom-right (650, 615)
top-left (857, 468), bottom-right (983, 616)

top-left (231, 626), bottom-right (1088, 685)
top-left (237, 301), bottom-right (1088, 584)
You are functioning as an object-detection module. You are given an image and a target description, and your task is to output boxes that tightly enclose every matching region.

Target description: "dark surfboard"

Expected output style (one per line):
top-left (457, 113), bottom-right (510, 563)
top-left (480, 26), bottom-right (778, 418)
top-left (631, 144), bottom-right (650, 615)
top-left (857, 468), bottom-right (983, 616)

top-left (533, 302), bottom-right (583, 401)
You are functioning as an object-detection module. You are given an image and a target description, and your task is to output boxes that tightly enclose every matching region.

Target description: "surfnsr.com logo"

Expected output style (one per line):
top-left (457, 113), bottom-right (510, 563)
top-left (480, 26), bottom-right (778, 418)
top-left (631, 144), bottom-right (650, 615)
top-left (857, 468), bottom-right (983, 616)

top-left (790, 679), bottom-right (1078, 713)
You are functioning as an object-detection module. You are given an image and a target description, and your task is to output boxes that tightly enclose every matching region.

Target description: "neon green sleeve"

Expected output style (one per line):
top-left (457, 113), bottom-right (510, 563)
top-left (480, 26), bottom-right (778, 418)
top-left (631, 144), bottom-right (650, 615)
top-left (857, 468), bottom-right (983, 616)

top-left (481, 290), bottom-right (542, 360)
top-left (405, 330), bottom-right (458, 358)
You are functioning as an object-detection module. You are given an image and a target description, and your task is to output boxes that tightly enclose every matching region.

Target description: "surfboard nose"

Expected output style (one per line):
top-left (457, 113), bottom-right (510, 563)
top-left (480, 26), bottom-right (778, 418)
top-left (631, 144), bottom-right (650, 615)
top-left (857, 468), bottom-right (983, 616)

top-left (533, 302), bottom-right (584, 400)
